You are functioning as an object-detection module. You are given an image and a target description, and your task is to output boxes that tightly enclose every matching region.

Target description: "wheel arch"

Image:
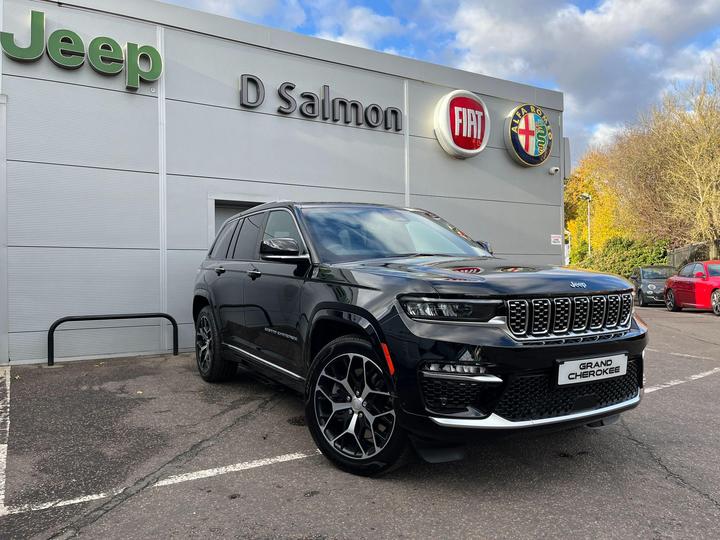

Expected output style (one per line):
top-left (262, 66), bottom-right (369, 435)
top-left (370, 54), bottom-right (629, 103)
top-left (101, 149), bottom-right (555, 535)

top-left (192, 290), bottom-right (211, 323)
top-left (306, 304), bottom-right (388, 370)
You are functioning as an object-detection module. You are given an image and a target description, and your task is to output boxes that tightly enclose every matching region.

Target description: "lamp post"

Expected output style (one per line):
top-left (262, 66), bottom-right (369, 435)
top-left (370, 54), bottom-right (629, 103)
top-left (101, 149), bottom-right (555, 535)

top-left (579, 193), bottom-right (592, 255)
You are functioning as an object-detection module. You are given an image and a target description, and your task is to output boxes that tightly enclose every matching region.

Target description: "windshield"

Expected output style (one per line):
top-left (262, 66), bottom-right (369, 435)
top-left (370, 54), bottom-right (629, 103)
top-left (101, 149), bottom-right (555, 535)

top-left (708, 264), bottom-right (720, 277)
top-left (299, 206), bottom-right (492, 263)
top-left (641, 267), bottom-right (674, 279)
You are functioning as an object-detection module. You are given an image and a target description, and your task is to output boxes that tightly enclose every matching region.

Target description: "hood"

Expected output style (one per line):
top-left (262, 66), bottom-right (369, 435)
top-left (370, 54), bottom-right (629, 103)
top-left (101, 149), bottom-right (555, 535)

top-left (337, 255), bottom-right (632, 296)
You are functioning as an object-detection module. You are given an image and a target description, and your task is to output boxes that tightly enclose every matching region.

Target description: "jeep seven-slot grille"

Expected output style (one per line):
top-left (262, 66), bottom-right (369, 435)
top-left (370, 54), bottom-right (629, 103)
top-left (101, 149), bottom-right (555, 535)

top-left (506, 293), bottom-right (633, 339)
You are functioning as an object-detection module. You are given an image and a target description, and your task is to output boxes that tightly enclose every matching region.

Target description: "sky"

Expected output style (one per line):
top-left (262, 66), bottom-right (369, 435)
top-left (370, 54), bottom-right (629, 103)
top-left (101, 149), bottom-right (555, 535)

top-left (163, 0), bottom-right (720, 165)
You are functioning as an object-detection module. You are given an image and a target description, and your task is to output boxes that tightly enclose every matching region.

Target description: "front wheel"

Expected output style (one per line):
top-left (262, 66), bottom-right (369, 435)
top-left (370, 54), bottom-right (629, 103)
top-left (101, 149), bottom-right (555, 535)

top-left (636, 290), bottom-right (646, 307)
top-left (304, 336), bottom-right (407, 476)
top-left (666, 289), bottom-right (681, 312)
top-left (712, 290), bottom-right (720, 316)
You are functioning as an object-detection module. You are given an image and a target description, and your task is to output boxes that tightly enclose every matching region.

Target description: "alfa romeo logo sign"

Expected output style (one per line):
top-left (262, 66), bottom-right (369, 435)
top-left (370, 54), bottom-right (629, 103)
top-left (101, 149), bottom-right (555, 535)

top-left (433, 90), bottom-right (490, 159)
top-left (505, 104), bottom-right (553, 166)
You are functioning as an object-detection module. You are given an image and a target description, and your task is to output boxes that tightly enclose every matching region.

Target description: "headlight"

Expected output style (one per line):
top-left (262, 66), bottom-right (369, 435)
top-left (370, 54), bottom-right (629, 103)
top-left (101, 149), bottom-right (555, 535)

top-left (399, 297), bottom-right (501, 322)
top-left (648, 284), bottom-right (657, 291)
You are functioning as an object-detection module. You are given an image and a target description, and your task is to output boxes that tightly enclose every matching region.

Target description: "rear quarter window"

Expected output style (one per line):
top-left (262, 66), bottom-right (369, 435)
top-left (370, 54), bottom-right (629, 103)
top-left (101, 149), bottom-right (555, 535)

top-left (208, 220), bottom-right (237, 259)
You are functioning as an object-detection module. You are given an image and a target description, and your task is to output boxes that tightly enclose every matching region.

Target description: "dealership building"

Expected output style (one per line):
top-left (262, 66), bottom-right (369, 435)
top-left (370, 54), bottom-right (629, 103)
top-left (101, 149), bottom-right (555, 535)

top-left (0, 0), bottom-right (569, 363)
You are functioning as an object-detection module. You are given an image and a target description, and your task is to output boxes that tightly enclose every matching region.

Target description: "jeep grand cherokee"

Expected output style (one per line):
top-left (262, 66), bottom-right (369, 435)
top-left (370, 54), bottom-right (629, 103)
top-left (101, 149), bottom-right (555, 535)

top-left (192, 202), bottom-right (646, 475)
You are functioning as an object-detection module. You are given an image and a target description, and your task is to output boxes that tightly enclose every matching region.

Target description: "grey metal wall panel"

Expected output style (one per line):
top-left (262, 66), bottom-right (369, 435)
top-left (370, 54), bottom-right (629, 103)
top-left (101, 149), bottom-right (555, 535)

top-left (3, 0), bottom-right (158, 97)
top-left (166, 175), bottom-right (406, 250)
top-left (4, 76), bottom-right (158, 172)
top-left (8, 247), bottom-right (160, 332)
top-left (9, 326), bottom-right (162, 362)
top-left (164, 29), bottom-right (404, 112)
top-left (408, 81), bottom-right (562, 158)
top-left (7, 161), bottom-right (159, 248)
top-left (167, 249), bottom-right (206, 324)
top-left (165, 100), bottom-right (404, 193)
top-left (409, 194), bottom-right (563, 263)
top-left (409, 138), bottom-right (562, 206)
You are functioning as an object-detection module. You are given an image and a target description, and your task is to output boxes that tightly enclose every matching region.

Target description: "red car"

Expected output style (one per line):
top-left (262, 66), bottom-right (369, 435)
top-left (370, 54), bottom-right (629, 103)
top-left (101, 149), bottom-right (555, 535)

top-left (665, 260), bottom-right (720, 315)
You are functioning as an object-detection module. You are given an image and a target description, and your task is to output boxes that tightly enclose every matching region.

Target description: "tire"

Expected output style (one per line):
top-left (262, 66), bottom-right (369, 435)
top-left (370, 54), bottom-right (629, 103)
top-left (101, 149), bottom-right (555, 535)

top-left (712, 290), bottom-right (720, 317)
top-left (636, 290), bottom-right (646, 307)
top-left (665, 289), bottom-right (681, 312)
top-left (304, 335), bottom-right (407, 476)
top-left (195, 306), bottom-right (235, 382)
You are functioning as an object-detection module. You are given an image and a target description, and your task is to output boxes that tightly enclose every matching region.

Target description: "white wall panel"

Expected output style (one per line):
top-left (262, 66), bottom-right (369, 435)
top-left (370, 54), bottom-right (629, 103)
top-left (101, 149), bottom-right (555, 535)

top-left (7, 161), bottom-right (159, 248)
top-left (8, 247), bottom-right (160, 332)
top-left (165, 28), bottom-right (404, 112)
top-left (409, 138), bottom-right (563, 206)
top-left (409, 194), bottom-right (563, 264)
top-left (5, 76), bottom-right (158, 171)
top-left (167, 175), bottom-right (406, 250)
top-left (167, 249), bottom-right (206, 324)
top-left (165, 100), bottom-right (403, 193)
top-left (3, 0), bottom-right (158, 96)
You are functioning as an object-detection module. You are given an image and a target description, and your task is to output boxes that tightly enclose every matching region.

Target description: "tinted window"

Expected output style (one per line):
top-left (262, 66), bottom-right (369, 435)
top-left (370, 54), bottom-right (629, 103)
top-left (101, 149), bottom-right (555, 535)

top-left (708, 264), bottom-right (720, 277)
top-left (232, 214), bottom-right (263, 260)
top-left (299, 206), bottom-right (491, 263)
top-left (263, 211), bottom-right (305, 253)
top-left (679, 264), bottom-right (694, 277)
top-left (208, 220), bottom-right (237, 259)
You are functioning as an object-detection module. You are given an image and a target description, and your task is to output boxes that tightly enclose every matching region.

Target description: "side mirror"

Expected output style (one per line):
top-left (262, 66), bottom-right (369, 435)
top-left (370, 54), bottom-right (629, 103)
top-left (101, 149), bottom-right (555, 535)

top-left (694, 271), bottom-right (706, 279)
top-left (260, 238), bottom-right (308, 261)
top-left (478, 240), bottom-right (493, 255)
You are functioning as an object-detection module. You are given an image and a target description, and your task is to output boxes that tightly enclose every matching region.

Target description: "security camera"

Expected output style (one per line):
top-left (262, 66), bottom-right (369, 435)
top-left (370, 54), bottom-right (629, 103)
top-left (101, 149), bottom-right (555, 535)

top-left (549, 166), bottom-right (560, 175)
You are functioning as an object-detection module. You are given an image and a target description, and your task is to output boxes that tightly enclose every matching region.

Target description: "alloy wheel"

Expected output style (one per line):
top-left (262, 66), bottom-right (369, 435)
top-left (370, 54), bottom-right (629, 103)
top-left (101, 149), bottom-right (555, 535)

top-left (314, 353), bottom-right (395, 460)
top-left (195, 314), bottom-right (212, 373)
top-left (713, 290), bottom-right (720, 316)
top-left (666, 290), bottom-right (675, 311)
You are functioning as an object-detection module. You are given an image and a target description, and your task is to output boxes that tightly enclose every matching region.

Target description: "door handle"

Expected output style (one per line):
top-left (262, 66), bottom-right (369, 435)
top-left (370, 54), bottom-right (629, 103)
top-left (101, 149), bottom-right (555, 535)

top-left (215, 266), bottom-right (226, 275)
top-left (248, 269), bottom-right (262, 280)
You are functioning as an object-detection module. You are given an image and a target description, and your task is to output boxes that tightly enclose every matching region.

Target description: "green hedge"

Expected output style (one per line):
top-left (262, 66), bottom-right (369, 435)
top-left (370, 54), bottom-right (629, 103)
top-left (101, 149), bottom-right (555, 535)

top-left (575, 238), bottom-right (669, 278)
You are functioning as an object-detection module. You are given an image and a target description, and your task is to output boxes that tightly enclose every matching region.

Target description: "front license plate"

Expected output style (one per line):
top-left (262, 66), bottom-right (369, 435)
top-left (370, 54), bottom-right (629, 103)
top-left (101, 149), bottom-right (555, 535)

top-left (557, 354), bottom-right (628, 386)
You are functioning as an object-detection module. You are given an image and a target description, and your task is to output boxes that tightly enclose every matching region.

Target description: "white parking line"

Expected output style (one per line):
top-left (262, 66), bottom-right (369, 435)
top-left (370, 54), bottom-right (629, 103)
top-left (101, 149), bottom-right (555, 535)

top-left (646, 348), bottom-right (718, 361)
top-left (2, 363), bottom-right (720, 518)
top-left (0, 366), bottom-right (10, 516)
top-left (644, 367), bottom-right (720, 394)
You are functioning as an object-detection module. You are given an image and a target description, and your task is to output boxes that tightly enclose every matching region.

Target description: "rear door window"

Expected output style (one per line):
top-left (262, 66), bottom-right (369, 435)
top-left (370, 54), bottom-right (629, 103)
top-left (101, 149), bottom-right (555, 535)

top-left (208, 219), bottom-right (238, 259)
top-left (231, 214), bottom-right (264, 260)
top-left (679, 264), bottom-right (694, 277)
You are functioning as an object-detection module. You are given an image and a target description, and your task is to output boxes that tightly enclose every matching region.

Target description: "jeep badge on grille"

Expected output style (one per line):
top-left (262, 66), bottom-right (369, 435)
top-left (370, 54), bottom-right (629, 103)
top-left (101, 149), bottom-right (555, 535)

top-left (570, 281), bottom-right (588, 288)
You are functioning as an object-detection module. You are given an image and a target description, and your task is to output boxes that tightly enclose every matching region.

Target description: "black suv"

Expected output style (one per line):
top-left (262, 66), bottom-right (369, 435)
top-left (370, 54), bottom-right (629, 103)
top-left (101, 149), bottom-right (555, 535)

top-left (193, 202), bottom-right (646, 475)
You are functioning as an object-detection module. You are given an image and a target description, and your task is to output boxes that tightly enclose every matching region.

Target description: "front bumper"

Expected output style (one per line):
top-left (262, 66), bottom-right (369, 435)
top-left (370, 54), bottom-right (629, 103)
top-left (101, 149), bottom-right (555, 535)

top-left (382, 309), bottom-right (647, 440)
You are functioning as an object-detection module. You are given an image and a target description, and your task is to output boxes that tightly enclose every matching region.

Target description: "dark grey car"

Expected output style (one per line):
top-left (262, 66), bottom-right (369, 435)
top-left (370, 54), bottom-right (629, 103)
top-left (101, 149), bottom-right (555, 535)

top-left (630, 266), bottom-right (675, 306)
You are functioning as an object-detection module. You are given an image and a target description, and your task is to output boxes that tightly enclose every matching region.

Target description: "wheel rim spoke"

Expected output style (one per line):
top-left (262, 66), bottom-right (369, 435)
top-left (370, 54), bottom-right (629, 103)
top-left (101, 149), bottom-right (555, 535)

top-left (315, 351), bottom-right (395, 460)
top-left (195, 315), bottom-right (213, 372)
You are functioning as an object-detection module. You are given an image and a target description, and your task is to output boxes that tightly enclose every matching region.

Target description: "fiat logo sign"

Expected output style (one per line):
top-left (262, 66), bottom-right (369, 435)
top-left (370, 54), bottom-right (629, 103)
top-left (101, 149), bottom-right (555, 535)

top-left (433, 89), bottom-right (491, 159)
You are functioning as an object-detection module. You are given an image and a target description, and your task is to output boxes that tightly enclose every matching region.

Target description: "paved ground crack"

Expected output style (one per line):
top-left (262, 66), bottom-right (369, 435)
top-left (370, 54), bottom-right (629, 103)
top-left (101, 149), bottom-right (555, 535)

top-left (47, 393), bottom-right (281, 539)
top-left (619, 418), bottom-right (720, 512)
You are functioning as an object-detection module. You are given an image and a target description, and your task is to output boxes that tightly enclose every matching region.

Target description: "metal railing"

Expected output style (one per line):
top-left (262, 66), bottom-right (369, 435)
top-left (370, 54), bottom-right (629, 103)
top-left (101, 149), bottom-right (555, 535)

top-left (47, 313), bottom-right (179, 366)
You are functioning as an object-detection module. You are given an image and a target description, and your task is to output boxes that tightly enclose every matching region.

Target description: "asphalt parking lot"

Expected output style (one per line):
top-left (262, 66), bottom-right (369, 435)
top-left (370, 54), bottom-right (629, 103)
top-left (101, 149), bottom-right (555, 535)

top-left (1, 307), bottom-right (719, 539)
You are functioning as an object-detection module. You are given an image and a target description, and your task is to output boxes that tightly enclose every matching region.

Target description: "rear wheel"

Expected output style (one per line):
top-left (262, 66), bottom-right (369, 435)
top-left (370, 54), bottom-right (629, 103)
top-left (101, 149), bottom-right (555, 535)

top-left (195, 306), bottom-right (235, 382)
top-left (666, 289), bottom-right (681, 312)
top-left (304, 336), bottom-right (407, 476)
top-left (712, 290), bottom-right (720, 316)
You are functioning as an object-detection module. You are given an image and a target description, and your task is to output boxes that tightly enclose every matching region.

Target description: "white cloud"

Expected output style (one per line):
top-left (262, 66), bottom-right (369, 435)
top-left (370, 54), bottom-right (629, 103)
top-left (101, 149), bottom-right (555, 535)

top-left (588, 122), bottom-right (624, 148)
top-left (312, 3), bottom-right (405, 49)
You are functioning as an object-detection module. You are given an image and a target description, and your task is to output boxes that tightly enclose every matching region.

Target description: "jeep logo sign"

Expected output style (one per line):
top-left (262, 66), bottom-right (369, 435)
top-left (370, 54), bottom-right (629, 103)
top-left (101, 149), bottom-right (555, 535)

top-left (433, 90), bottom-right (490, 159)
top-left (0, 10), bottom-right (163, 90)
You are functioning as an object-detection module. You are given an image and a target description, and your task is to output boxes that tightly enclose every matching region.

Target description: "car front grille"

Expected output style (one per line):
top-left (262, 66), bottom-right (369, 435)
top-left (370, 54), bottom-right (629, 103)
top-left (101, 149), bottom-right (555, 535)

top-left (493, 359), bottom-right (640, 421)
top-left (506, 293), bottom-right (633, 340)
top-left (419, 360), bottom-right (641, 420)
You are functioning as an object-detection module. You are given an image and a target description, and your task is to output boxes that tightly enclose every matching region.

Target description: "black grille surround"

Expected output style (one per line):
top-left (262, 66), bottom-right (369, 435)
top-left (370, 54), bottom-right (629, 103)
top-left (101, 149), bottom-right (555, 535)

top-left (419, 360), bottom-right (641, 420)
top-left (506, 292), bottom-right (633, 342)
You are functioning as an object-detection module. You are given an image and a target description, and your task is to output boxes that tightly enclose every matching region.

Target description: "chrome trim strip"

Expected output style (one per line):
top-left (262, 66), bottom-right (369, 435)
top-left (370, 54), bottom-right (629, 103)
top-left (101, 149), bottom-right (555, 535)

top-left (403, 297), bottom-right (503, 304)
top-left (430, 394), bottom-right (641, 429)
top-left (225, 343), bottom-right (305, 381)
top-left (509, 326), bottom-right (632, 342)
top-left (421, 371), bottom-right (503, 383)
